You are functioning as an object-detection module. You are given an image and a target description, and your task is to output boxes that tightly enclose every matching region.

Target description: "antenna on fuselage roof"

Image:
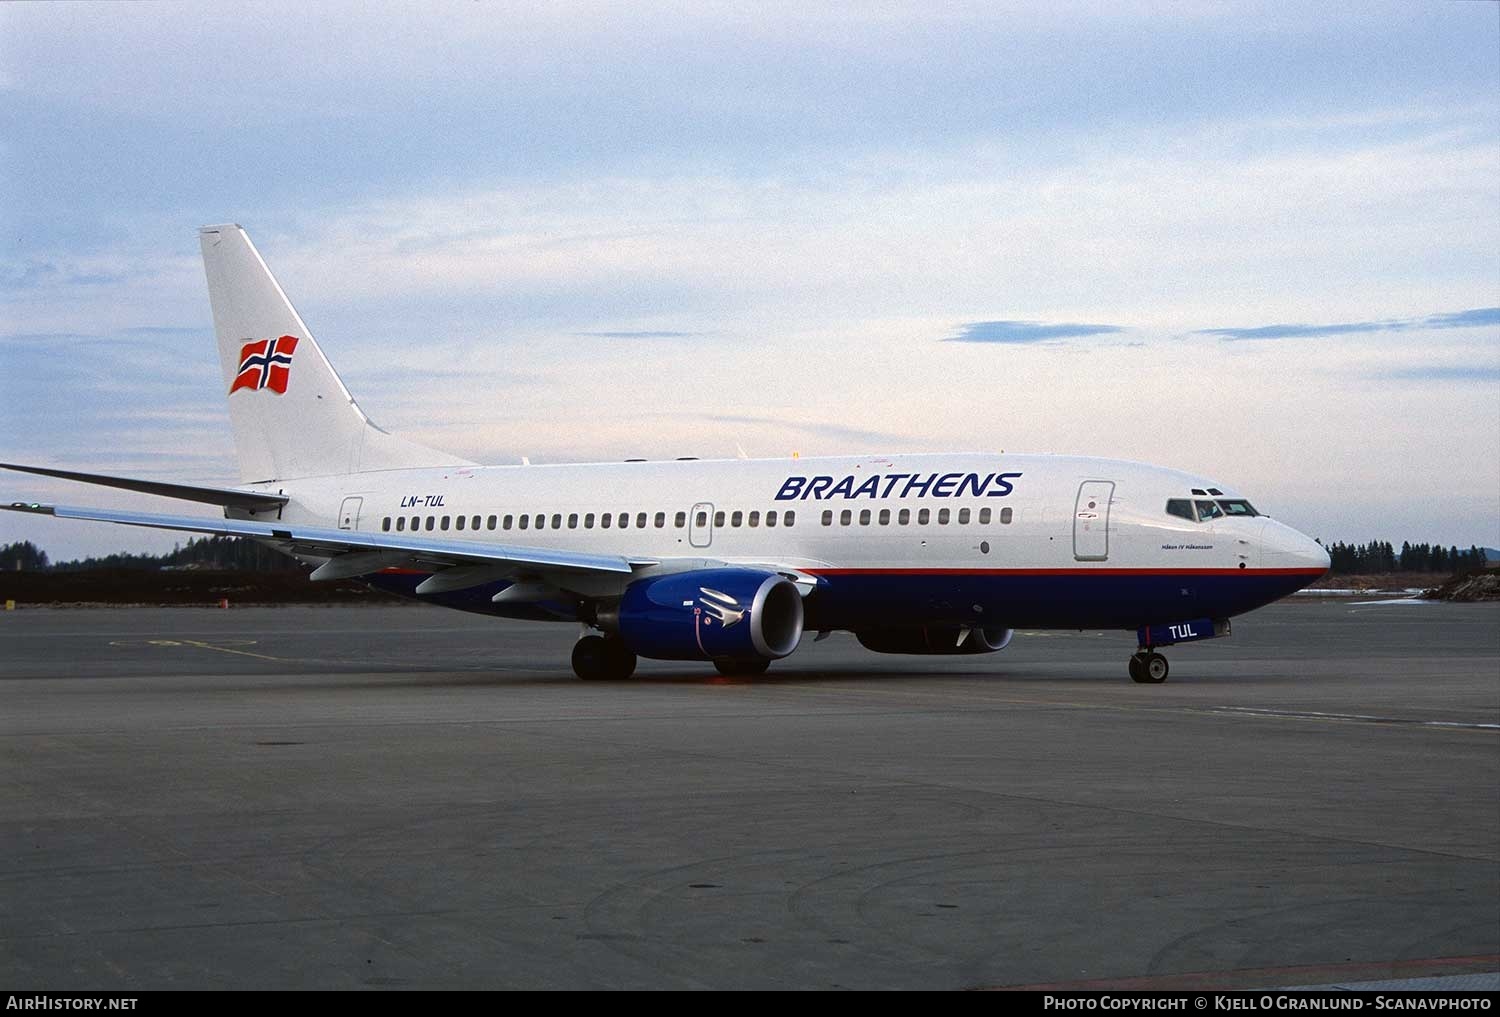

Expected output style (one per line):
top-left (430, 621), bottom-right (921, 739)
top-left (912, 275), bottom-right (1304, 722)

top-left (735, 442), bottom-right (749, 460)
top-left (521, 456), bottom-right (531, 466)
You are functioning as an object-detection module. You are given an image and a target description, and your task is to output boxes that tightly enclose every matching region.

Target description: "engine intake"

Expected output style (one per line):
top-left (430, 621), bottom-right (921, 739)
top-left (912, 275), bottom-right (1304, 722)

top-left (615, 568), bottom-right (804, 661)
top-left (856, 625), bottom-right (1014, 655)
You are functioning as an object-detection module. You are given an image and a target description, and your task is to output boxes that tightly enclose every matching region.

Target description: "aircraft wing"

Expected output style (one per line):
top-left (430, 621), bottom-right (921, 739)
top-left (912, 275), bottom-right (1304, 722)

top-left (3, 501), bottom-right (652, 579)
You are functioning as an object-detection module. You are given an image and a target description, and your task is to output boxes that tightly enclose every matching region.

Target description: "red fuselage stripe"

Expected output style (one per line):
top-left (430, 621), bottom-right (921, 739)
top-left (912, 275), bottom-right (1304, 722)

top-left (379, 566), bottom-right (1323, 578)
top-left (803, 568), bottom-right (1326, 577)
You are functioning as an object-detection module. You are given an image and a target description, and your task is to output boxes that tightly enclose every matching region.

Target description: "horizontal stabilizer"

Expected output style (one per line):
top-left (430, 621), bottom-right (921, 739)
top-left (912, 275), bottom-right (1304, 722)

top-left (1, 462), bottom-right (287, 512)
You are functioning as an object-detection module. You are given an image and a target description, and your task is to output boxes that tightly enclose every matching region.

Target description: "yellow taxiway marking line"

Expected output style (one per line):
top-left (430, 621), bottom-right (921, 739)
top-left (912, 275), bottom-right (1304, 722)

top-left (110, 638), bottom-right (287, 662)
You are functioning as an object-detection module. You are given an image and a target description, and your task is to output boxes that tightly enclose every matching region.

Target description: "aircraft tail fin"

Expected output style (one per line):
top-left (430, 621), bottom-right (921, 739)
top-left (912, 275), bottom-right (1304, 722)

top-left (199, 224), bottom-right (474, 482)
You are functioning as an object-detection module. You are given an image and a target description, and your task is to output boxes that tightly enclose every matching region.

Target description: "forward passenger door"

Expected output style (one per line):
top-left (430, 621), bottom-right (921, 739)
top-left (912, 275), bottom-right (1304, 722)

top-left (1073, 481), bottom-right (1113, 561)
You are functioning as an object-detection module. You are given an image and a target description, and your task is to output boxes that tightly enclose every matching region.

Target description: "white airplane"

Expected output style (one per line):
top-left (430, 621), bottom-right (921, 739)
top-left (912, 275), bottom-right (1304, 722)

top-left (3, 225), bottom-right (1330, 683)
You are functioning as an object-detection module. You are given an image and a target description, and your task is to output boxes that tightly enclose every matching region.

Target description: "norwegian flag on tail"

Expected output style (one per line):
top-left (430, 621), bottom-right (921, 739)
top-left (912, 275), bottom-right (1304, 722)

top-left (229, 335), bottom-right (300, 394)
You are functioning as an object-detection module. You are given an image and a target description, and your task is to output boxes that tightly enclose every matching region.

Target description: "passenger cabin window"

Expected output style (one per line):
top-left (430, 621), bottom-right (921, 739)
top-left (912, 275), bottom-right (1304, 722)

top-left (472, 515), bottom-right (480, 530)
top-left (636, 512), bottom-right (647, 529)
top-left (395, 517), bottom-right (404, 531)
top-left (958, 508), bottom-right (970, 525)
top-left (878, 508), bottom-right (890, 525)
top-left (503, 514), bottom-right (513, 530)
top-left (487, 515), bottom-right (497, 530)
top-left (382, 517), bottom-right (391, 532)
top-left (440, 516), bottom-right (450, 531)
top-left (552, 514), bottom-right (563, 529)
top-left (918, 508), bottom-right (930, 525)
top-left (784, 511), bottom-right (794, 526)
top-left (1000, 507), bottom-right (1012, 524)
top-left (426, 516), bottom-right (436, 531)
top-left (585, 513), bottom-right (595, 528)
top-left (766, 511), bottom-right (777, 527)
top-left (899, 508), bottom-right (910, 525)
top-left (695, 511), bottom-right (707, 527)
top-left (568, 513), bottom-right (579, 529)
top-left (731, 511), bottom-right (743, 527)
top-left (601, 513), bottom-right (611, 528)
top-left (455, 516), bottom-right (465, 530)
top-left (979, 508), bottom-right (991, 525)
top-left (858, 509), bottom-right (871, 525)
top-left (1166, 499), bottom-right (1196, 521)
top-left (518, 515), bottom-right (529, 530)
top-left (840, 509), bottom-right (852, 526)
top-left (535, 514), bottom-right (546, 530)
top-left (714, 511), bottom-right (725, 527)
top-left (675, 511), bottom-right (687, 527)
top-left (822, 510), bottom-right (833, 526)
top-left (748, 511), bottom-right (760, 528)
top-left (654, 512), bottom-right (666, 528)
top-left (938, 508), bottom-right (950, 525)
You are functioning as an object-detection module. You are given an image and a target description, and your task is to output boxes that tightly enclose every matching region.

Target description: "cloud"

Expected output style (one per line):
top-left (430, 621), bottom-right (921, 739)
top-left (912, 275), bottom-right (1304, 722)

top-left (573, 331), bottom-right (704, 339)
top-left (707, 414), bottom-right (912, 447)
top-left (943, 320), bottom-right (1127, 344)
top-left (1376, 365), bottom-right (1500, 382)
top-left (119, 326), bottom-right (204, 336)
top-left (1422, 308), bottom-right (1500, 329)
top-left (0, 260), bottom-right (133, 291)
top-left (1199, 307), bottom-right (1500, 341)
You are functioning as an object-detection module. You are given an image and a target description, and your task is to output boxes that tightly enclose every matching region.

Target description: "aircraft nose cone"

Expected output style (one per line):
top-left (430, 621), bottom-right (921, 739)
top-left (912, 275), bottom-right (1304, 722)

top-left (1261, 519), bottom-right (1330, 574)
top-left (1306, 533), bottom-right (1332, 574)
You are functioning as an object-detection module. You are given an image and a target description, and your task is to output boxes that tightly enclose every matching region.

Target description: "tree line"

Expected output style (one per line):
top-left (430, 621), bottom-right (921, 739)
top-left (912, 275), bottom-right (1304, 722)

top-left (0, 536), bottom-right (293, 573)
top-left (1316, 540), bottom-right (1488, 576)
top-left (1, 535), bottom-right (1492, 576)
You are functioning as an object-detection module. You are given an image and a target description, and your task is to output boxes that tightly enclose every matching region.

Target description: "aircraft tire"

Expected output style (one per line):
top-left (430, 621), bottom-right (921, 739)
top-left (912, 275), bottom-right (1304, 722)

top-left (605, 639), bottom-right (638, 680)
top-left (572, 636), bottom-right (609, 680)
top-left (1143, 652), bottom-right (1169, 683)
top-left (713, 657), bottom-right (771, 677)
top-left (574, 636), bottom-right (636, 680)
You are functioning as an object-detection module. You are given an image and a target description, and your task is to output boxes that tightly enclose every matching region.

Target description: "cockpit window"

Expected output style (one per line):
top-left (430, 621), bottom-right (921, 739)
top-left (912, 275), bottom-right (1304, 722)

top-left (1216, 499), bottom-right (1258, 517)
top-left (1194, 499), bottom-right (1223, 521)
top-left (1166, 499), bottom-right (1196, 521)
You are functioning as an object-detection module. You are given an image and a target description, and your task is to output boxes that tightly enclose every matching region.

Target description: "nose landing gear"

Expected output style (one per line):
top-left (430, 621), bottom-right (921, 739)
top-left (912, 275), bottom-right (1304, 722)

top-left (1129, 651), bottom-right (1169, 684)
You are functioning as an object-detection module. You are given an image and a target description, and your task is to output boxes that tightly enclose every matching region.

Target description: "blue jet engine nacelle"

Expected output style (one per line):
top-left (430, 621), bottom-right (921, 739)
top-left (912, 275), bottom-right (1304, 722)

top-left (615, 568), bottom-right (805, 662)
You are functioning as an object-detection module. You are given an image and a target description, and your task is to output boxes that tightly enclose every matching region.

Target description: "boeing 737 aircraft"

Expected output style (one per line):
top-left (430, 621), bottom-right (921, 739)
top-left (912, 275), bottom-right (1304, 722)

top-left (3, 225), bottom-right (1330, 682)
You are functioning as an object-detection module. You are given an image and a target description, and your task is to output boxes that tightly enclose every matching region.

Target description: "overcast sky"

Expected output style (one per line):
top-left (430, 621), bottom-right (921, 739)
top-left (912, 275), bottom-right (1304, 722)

top-left (2, 1), bottom-right (1497, 559)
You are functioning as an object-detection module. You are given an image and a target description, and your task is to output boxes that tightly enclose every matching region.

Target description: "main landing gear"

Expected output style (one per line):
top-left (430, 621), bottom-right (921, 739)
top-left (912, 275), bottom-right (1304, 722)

top-left (1129, 650), bottom-right (1169, 684)
top-left (572, 634), bottom-right (637, 681)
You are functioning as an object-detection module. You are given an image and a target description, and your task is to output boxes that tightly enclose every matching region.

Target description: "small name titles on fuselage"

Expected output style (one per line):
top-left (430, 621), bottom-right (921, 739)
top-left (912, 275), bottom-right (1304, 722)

top-left (776, 471), bottom-right (1022, 502)
top-left (400, 494), bottom-right (447, 508)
